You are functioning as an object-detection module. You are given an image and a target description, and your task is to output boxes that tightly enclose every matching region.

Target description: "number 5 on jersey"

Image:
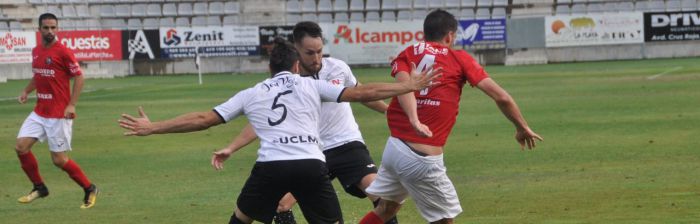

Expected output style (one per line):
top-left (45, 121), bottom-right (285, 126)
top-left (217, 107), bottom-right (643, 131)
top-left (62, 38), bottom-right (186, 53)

top-left (268, 90), bottom-right (293, 126)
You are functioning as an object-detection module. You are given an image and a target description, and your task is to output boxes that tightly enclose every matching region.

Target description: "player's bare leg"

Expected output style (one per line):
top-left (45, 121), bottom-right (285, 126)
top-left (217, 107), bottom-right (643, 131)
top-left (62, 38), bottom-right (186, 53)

top-left (51, 151), bottom-right (98, 208)
top-left (16, 137), bottom-right (49, 203)
top-left (359, 174), bottom-right (399, 224)
top-left (274, 193), bottom-right (297, 224)
top-left (360, 198), bottom-right (402, 224)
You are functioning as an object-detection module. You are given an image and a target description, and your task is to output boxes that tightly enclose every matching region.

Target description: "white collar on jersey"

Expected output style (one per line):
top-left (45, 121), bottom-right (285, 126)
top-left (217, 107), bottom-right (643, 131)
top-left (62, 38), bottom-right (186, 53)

top-left (272, 71), bottom-right (294, 78)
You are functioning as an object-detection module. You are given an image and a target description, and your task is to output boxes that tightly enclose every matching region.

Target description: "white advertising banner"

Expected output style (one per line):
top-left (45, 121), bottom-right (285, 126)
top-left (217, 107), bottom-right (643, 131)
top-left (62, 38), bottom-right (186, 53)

top-left (321, 22), bottom-right (424, 65)
top-left (0, 31), bottom-right (37, 64)
top-left (160, 26), bottom-right (260, 58)
top-left (545, 13), bottom-right (644, 47)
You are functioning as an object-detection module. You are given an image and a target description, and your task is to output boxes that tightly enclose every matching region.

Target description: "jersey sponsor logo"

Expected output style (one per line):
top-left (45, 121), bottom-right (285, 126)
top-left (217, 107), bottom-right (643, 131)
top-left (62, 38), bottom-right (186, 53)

top-left (274, 135), bottom-right (319, 144)
top-left (37, 93), bottom-right (53, 99)
top-left (416, 98), bottom-right (441, 106)
top-left (61, 35), bottom-right (111, 50)
top-left (33, 68), bottom-right (55, 77)
top-left (330, 79), bottom-right (342, 85)
top-left (0, 33), bottom-right (27, 50)
top-left (69, 62), bottom-right (81, 74)
top-left (333, 25), bottom-right (424, 45)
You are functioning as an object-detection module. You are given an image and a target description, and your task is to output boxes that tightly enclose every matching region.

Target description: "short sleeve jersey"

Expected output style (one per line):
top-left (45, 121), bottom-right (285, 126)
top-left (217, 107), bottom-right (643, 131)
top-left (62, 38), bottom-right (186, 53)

top-left (214, 72), bottom-right (346, 162)
top-left (31, 42), bottom-right (83, 118)
top-left (314, 57), bottom-right (364, 150)
top-left (387, 42), bottom-right (489, 146)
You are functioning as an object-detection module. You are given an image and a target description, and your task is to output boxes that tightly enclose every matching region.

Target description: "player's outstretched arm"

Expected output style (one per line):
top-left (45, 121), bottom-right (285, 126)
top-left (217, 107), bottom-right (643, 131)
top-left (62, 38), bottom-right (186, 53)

top-left (211, 123), bottom-right (258, 170)
top-left (476, 78), bottom-right (543, 150)
top-left (119, 106), bottom-right (224, 136)
top-left (356, 82), bottom-right (389, 113)
top-left (18, 78), bottom-right (36, 104)
top-left (339, 64), bottom-right (441, 103)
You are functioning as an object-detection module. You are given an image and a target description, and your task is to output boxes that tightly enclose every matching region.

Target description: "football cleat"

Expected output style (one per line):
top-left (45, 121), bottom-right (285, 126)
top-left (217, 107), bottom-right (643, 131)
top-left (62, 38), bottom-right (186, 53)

top-left (18, 184), bottom-right (49, 203)
top-left (80, 184), bottom-right (98, 209)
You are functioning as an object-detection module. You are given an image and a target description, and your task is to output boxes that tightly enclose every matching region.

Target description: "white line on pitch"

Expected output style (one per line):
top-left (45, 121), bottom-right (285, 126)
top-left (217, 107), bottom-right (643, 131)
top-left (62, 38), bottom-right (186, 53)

top-left (647, 66), bottom-right (683, 80)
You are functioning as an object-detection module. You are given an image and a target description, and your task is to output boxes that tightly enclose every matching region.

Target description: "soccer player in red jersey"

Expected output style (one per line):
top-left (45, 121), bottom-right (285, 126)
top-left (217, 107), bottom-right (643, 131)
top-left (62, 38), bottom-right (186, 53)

top-left (359, 10), bottom-right (543, 224)
top-left (15, 13), bottom-right (98, 209)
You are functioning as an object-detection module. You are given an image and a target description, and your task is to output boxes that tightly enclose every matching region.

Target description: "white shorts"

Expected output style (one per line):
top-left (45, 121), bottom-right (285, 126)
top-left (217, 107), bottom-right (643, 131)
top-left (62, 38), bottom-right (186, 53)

top-left (366, 136), bottom-right (462, 222)
top-left (17, 112), bottom-right (73, 152)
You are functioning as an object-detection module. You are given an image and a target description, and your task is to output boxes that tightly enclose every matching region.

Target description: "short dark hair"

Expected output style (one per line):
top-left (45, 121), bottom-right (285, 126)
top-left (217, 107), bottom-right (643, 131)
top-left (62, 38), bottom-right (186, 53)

top-left (423, 9), bottom-right (458, 42)
top-left (269, 37), bottom-right (299, 75)
top-left (292, 21), bottom-right (323, 44)
top-left (38, 13), bottom-right (58, 27)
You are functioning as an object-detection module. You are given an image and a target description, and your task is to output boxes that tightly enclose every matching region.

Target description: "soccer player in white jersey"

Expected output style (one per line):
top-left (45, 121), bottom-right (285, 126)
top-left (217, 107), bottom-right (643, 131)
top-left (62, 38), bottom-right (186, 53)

top-left (118, 38), bottom-right (440, 224)
top-left (213, 21), bottom-right (398, 224)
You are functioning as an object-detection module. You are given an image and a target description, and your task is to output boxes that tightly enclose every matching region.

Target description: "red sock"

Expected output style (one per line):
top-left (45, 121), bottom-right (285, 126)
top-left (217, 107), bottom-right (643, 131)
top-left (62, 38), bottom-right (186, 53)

top-left (18, 151), bottom-right (44, 185)
top-left (359, 211), bottom-right (384, 224)
top-left (61, 160), bottom-right (92, 189)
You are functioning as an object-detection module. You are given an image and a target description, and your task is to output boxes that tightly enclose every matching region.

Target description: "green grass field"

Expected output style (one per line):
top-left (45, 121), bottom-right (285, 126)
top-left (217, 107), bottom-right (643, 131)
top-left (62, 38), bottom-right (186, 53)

top-left (1, 58), bottom-right (699, 223)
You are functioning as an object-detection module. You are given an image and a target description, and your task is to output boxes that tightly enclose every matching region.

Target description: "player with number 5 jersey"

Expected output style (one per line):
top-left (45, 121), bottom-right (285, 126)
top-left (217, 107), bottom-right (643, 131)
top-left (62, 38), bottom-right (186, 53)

top-left (118, 38), bottom-right (440, 224)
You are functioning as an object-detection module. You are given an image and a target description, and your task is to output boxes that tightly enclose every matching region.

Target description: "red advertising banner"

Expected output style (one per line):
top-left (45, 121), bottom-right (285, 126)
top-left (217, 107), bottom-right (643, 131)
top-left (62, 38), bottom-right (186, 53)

top-left (37, 30), bottom-right (123, 61)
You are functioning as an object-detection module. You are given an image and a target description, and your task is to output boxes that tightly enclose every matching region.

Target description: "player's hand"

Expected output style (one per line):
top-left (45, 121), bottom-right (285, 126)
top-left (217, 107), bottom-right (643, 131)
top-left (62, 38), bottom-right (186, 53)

top-left (64, 105), bottom-right (76, 119)
top-left (211, 148), bottom-right (234, 171)
top-left (410, 120), bottom-right (433, 138)
top-left (18, 92), bottom-right (28, 104)
top-left (119, 106), bottom-right (153, 136)
top-left (406, 62), bottom-right (442, 91)
top-left (515, 127), bottom-right (543, 150)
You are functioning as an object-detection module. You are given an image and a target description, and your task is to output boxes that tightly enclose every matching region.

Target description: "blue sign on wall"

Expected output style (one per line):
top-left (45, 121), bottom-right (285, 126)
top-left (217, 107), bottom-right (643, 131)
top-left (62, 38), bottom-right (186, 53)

top-left (457, 19), bottom-right (506, 48)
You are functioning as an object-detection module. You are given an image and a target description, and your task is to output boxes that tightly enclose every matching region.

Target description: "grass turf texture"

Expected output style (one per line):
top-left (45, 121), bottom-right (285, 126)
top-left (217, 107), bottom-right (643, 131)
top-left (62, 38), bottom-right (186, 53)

top-left (0, 58), bottom-right (699, 223)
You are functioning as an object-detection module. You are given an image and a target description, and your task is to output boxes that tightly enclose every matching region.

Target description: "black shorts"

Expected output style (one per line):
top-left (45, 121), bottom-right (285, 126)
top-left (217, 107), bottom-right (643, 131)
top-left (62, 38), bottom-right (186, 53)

top-left (324, 141), bottom-right (379, 198)
top-left (236, 159), bottom-right (342, 224)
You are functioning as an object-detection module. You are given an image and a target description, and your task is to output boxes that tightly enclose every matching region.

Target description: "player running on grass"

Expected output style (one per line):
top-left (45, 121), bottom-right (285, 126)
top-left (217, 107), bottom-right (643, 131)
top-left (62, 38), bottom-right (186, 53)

top-left (14, 13), bottom-right (98, 209)
top-left (359, 10), bottom-right (543, 224)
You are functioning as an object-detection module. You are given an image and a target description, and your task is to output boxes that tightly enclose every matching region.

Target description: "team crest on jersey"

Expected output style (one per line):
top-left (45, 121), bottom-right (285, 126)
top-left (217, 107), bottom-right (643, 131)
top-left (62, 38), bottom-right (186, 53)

top-left (45, 57), bottom-right (52, 65)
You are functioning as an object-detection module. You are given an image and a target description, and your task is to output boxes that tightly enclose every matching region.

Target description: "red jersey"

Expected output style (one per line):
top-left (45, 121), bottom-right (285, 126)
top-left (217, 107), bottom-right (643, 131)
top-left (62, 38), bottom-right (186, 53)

top-left (31, 42), bottom-right (82, 118)
top-left (387, 42), bottom-right (489, 146)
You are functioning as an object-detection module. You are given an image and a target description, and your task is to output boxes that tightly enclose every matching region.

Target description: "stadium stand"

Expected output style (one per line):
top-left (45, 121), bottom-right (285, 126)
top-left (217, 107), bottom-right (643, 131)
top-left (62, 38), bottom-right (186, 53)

top-left (381, 10), bottom-right (396, 22)
top-left (350, 0), bottom-right (365, 11)
top-left (382, 0), bottom-right (397, 10)
top-left (367, 0), bottom-right (381, 11)
top-left (318, 0), bottom-right (332, 12)
top-left (335, 12), bottom-right (350, 23)
top-left (366, 11), bottom-right (380, 21)
top-left (301, 0), bottom-right (316, 13)
top-left (350, 11), bottom-right (364, 22)
top-left (334, 0), bottom-right (349, 11)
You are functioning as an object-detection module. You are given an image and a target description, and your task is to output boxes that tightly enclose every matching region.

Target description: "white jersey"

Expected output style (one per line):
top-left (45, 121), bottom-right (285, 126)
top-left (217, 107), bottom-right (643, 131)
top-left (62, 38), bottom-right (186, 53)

top-left (214, 72), bottom-right (346, 162)
top-left (313, 57), bottom-right (365, 150)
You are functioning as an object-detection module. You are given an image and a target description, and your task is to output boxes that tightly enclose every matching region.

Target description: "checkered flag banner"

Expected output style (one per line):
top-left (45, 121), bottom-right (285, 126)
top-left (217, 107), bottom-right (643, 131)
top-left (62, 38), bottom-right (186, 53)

top-left (128, 39), bottom-right (149, 54)
top-left (128, 30), bottom-right (155, 59)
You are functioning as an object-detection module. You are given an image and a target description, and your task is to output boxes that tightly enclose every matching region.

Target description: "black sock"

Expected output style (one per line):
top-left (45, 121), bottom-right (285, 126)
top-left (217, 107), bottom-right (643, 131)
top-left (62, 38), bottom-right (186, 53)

top-left (273, 210), bottom-right (297, 224)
